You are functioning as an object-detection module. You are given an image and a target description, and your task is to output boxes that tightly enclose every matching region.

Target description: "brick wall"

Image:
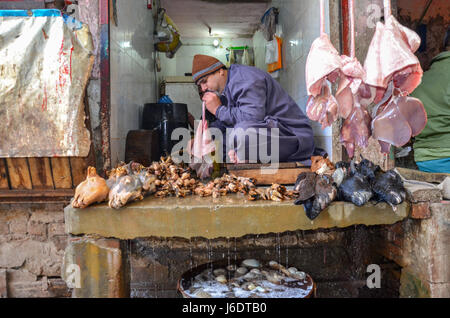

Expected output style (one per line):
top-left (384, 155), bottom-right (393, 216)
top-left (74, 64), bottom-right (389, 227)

top-left (370, 202), bottom-right (450, 298)
top-left (0, 203), bottom-right (70, 298)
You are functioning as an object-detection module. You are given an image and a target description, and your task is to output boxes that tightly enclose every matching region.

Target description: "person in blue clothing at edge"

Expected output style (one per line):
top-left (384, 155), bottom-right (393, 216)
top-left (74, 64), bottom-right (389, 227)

top-left (411, 28), bottom-right (450, 173)
top-left (191, 54), bottom-right (317, 164)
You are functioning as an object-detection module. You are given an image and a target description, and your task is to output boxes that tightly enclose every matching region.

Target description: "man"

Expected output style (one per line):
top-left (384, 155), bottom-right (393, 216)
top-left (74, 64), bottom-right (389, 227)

top-left (412, 29), bottom-right (450, 173)
top-left (191, 54), bottom-right (315, 163)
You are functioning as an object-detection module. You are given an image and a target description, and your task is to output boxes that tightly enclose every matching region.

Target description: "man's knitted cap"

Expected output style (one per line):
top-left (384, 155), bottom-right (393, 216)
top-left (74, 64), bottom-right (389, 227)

top-left (192, 54), bottom-right (225, 83)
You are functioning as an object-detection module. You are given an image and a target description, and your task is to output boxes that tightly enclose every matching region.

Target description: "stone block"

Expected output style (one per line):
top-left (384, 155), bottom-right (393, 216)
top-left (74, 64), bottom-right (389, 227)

top-left (27, 221), bottom-right (47, 237)
top-left (429, 282), bottom-right (450, 298)
top-left (429, 252), bottom-right (450, 284)
top-left (29, 211), bottom-right (64, 224)
top-left (0, 221), bottom-right (9, 235)
top-left (410, 202), bottom-right (431, 219)
top-left (280, 232), bottom-right (298, 247)
top-left (407, 188), bottom-right (442, 203)
top-left (63, 237), bottom-right (129, 298)
top-left (166, 237), bottom-right (190, 249)
top-left (5, 269), bottom-right (49, 298)
top-left (240, 235), bottom-right (256, 248)
top-left (64, 197), bottom-right (409, 240)
top-left (298, 230), bottom-right (345, 247)
top-left (399, 267), bottom-right (430, 298)
top-left (0, 270), bottom-right (7, 298)
top-left (8, 212), bottom-right (29, 234)
top-left (28, 203), bottom-right (66, 213)
top-left (48, 223), bottom-right (65, 237)
top-left (130, 255), bottom-right (170, 289)
top-left (6, 279), bottom-right (49, 298)
top-left (253, 234), bottom-right (278, 247)
top-left (51, 236), bottom-right (69, 251)
top-left (47, 278), bottom-right (71, 298)
top-left (0, 240), bottom-right (63, 276)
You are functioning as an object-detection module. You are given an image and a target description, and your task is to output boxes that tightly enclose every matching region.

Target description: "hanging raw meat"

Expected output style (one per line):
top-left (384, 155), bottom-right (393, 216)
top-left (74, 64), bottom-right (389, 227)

top-left (336, 56), bottom-right (364, 119)
top-left (339, 0), bottom-right (372, 158)
top-left (306, 83), bottom-right (339, 130)
top-left (305, 0), bottom-right (342, 128)
top-left (372, 92), bottom-right (427, 149)
top-left (340, 101), bottom-right (372, 158)
top-left (365, 0), bottom-right (427, 153)
top-left (335, 0), bottom-right (368, 119)
top-left (364, 16), bottom-right (422, 95)
top-left (72, 167), bottom-right (110, 208)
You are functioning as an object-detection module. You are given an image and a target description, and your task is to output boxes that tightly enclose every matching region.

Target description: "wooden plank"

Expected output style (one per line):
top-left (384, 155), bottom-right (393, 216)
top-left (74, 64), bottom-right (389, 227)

top-left (0, 159), bottom-right (9, 189)
top-left (230, 168), bottom-right (311, 185)
top-left (50, 158), bottom-right (73, 189)
top-left (69, 157), bottom-right (88, 188)
top-left (0, 189), bottom-right (74, 198)
top-left (28, 158), bottom-right (54, 189)
top-left (396, 167), bottom-right (450, 184)
top-left (5, 158), bottom-right (32, 190)
top-left (226, 162), bottom-right (308, 171)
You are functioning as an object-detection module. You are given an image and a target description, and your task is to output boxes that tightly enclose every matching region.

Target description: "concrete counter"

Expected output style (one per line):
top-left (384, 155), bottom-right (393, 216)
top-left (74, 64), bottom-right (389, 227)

top-left (64, 195), bottom-right (409, 239)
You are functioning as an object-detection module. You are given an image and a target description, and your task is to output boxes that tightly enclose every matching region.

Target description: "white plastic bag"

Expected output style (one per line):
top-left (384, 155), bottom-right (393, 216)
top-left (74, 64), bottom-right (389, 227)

top-left (265, 38), bottom-right (278, 64)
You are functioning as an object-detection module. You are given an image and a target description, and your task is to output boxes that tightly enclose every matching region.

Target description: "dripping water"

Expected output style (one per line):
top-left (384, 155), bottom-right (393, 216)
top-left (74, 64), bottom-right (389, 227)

top-left (152, 239), bottom-right (157, 298)
top-left (189, 237), bottom-right (193, 286)
top-left (276, 233), bottom-right (281, 265)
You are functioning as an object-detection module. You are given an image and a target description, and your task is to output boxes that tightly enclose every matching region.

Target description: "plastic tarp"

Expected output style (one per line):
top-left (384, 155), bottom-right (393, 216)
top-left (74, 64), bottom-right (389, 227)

top-left (0, 9), bottom-right (94, 157)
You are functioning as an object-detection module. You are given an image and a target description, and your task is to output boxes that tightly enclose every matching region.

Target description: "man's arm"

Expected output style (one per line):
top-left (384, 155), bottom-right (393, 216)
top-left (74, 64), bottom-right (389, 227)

top-left (215, 80), bottom-right (267, 126)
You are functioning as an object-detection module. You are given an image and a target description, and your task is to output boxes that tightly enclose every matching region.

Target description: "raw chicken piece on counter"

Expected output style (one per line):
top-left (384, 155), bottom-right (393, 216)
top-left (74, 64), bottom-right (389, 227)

top-left (72, 167), bottom-right (110, 209)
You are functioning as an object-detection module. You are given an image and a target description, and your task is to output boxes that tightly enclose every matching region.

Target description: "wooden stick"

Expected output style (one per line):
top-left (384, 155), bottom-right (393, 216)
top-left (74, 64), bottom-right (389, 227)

top-left (320, 0), bottom-right (325, 35)
top-left (384, 0), bottom-right (391, 19)
top-left (349, 0), bottom-right (355, 58)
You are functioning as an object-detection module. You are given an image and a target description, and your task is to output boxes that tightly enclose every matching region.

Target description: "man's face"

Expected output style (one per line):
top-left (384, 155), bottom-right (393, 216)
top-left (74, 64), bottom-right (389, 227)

top-left (197, 69), bottom-right (224, 93)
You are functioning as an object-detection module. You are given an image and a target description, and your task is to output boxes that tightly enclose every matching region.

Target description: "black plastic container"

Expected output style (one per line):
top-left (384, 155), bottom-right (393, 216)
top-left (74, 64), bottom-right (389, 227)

top-left (142, 103), bottom-right (188, 157)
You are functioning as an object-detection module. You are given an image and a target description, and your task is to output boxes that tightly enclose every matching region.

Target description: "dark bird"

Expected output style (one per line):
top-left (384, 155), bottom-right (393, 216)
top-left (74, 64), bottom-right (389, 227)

top-left (294, 173), bottom-right (337, 220)
top-left (293, 172), bottom-right (316, 201)
top-left (337, 160), bottom-right (373, 206)
top-left (371, 169), bottom-right (406, 209)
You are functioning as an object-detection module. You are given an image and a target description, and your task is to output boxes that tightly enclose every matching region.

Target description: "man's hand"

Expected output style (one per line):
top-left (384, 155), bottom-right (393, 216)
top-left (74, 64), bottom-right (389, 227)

top-left (202, 92), bottom-right (221, 116)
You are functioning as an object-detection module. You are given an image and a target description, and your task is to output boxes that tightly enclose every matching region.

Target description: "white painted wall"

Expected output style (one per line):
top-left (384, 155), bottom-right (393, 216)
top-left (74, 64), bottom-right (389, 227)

top-left (159, 37), bottom-right (254, 77)
top-left (110, 0), bottom-right (158, 167)
top-left (253, 0), bottom-right (333, 159)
